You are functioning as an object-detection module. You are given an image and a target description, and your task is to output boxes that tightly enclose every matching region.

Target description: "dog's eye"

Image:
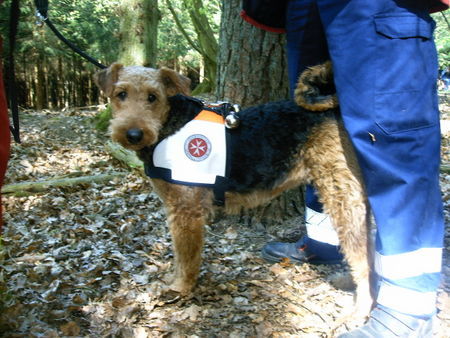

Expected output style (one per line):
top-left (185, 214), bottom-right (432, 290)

top-left (117, 91), bottom-right (127, 101)
top-left (148, 94), bottom-right (157, 103)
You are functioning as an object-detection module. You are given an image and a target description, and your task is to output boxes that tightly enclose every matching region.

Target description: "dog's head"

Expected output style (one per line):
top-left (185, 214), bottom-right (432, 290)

top-left (94, 63), bottom-right (191, 150)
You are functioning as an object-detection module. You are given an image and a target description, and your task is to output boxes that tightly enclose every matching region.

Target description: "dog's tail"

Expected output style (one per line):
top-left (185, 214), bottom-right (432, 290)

top-left (294, 61), bottom-right (338, 111)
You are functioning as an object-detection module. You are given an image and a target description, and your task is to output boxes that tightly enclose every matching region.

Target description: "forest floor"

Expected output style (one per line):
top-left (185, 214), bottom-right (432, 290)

top-left (0, 95), bottom-right (449, 337)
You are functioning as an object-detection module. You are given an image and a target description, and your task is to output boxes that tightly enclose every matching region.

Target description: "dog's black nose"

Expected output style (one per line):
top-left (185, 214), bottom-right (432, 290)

top-left (126, 128), bottom-right (144, 144)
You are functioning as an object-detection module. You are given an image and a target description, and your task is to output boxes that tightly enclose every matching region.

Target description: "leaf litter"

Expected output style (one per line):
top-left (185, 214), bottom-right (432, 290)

top-left (0, 104), bottom-right (449, 337)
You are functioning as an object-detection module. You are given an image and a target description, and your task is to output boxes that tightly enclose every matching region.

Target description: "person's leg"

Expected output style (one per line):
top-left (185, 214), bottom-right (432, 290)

top-left (261, 0), bottom-right (343, 265)
top-left (0, 38), bottom-right (11, 233)
top-left (316, 0), bottom-right (443, 335)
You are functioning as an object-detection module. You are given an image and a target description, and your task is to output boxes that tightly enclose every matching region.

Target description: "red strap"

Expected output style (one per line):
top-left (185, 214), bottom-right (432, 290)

top-left (240, 10), bottom-right (286, 34)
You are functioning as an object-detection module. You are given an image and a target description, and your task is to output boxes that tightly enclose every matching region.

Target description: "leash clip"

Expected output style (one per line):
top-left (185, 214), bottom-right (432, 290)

top-left (35, 10), bottom-right (47, 27)
top-left (206, 101), bottom-right (241, 129)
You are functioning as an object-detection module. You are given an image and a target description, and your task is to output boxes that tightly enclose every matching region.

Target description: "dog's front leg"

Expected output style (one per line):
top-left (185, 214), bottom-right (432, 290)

top-left (152, 181), bottom-right (209, 294)
top-left (153, 183), bottom-right (212, 295)
top-left (166, 206), bottom-right (205, 294)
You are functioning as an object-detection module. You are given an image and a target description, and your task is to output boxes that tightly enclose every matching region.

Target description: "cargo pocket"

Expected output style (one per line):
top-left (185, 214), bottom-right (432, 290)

top-left (373, 14), bottom-right (438, 134)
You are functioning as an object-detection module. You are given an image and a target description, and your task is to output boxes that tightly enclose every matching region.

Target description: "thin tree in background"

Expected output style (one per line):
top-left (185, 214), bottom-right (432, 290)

top-left (118, 0), bottom-right (159, 66)
top-left (165, 0), bottom-right (218, 93)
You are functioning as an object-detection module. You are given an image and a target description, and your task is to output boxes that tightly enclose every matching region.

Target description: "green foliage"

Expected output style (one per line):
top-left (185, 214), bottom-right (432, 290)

top-left (432, 12), bottom-right (450, 69)
top-left (158, 0), bottom-right (220, 67)
top-left (0, 0), bottom-right (220, 68)
top-left (1, 0), bottom-right (120, 68)
top-left (0, 0), bottom-right (221, 106)
top-left (160, 0), bottom-right (220, 93)
top-left (94, 105), bottom-right (112, 132)
top-left (48, 0), bottom-right (121, 67)
top-left (158, 0), bottom-right (198, 66)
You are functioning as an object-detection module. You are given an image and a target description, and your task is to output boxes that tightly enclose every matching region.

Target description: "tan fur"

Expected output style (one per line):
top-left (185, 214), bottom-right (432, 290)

top-left (302, 119), bottom-right (373, 315)
top-left (95, 63), bottom-right (374, 320)
top-left (294, 61), bottom-right (338, 111)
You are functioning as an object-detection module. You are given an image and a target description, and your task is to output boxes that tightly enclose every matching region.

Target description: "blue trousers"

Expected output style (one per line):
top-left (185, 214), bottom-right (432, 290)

top-left (286, 0), bottom-right (444, 317)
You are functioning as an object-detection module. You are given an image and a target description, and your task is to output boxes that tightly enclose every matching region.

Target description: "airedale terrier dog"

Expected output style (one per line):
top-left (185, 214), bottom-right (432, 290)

top-left (94, 62), bottom-right (373, 317)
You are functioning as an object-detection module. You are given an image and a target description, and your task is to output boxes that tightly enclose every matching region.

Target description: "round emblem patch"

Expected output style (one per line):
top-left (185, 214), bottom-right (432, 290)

top-left (184, 134), bottom-right (211, 161)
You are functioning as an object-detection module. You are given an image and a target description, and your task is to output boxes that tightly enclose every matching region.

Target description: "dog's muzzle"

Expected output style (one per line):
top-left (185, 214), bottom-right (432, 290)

top-left (126, 128), bottom-right (144, 144)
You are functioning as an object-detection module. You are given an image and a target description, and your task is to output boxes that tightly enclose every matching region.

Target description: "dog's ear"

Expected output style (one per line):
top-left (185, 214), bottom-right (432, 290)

top-left (93, 63), bottom-right (123, 97)
top-left (159, 67), bottom-right (191, 96)
top-left (294, 61), bottom-right (338, 111)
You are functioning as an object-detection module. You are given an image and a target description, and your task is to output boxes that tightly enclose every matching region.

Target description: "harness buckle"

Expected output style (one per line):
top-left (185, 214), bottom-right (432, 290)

top-left (207, 101), bottom-right (241, 129)
top-left (35, 10), bottom-right (47, 27)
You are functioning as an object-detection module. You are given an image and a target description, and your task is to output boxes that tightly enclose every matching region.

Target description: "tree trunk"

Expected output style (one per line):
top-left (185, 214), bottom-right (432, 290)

top-left (57, 57), bottom-right (63, 108)
top-left (118, 0), bottom-right (159, 66)
top-left (143, 0), bottom-right (159, 67)
top-left (216, 0), bottom-right (303, 227)
top-left (22, 55), bottom-right (32, 107)
top-left (35, 54), bottom-right (46, 111)
top-left (166, 0), bottom-right (218, 94)
top-left (217, 0), bottom-right (289, 107)
top-left (184, 0), bottom-right (218, 94)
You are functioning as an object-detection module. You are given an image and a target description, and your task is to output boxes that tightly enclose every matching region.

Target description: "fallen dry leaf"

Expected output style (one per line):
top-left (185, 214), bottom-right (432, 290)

top-left (60, 321), bottom-right (81, 336)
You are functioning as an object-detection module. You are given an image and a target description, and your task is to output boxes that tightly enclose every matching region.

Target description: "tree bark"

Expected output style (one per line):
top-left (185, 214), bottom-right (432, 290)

top-left (216, 0), bottom-right (289, 107)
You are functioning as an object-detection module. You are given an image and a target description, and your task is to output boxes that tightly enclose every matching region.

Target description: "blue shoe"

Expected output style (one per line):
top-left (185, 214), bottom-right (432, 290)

top-left (261, 236), bottom-right (343, 265)
top-left (338, 305), bottom-right (434, 337)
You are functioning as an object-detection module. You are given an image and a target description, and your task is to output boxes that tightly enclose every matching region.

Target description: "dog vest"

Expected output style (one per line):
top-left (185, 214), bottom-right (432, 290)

top-left (145, 109), bottom-right (231, 205)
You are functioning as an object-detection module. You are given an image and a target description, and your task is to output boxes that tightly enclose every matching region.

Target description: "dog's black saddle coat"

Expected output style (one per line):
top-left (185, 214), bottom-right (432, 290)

top-left (137, 94), bottom-right (335, 195)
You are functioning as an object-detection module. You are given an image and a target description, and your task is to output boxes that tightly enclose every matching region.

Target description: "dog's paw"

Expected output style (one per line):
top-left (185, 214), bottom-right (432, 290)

top-left (168, 279), bottom-right (195, 296)
top-left (158, 287), bottom-right (183, 304)
top-left (354, 285), bottom-right (374, 319)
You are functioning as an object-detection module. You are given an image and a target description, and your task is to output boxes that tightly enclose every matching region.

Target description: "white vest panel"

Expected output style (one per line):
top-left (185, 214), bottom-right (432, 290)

top-left (152, 110), bottom-right (227, 185)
